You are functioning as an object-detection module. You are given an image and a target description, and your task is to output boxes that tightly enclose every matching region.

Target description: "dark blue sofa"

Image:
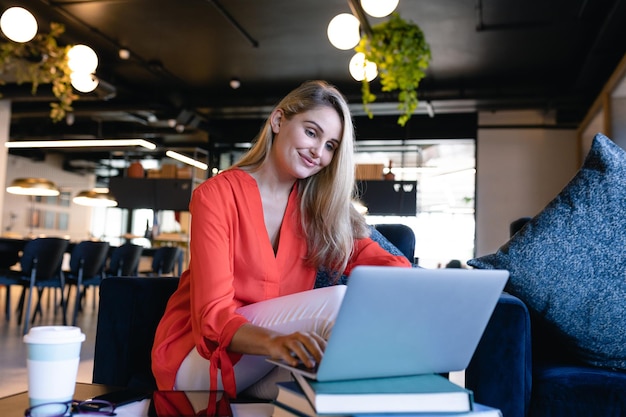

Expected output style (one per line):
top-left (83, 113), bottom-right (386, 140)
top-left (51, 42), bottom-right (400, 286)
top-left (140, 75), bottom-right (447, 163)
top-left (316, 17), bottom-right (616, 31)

top-left (466, 293), bottom-right (626, 417)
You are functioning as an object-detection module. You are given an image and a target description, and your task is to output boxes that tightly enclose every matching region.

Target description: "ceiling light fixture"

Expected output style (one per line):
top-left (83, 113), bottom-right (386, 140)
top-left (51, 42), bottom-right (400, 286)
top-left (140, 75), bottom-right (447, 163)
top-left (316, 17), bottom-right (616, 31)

top-left (73, 189), bottom-right (118, 207)
top-left (230, 78), bottom-right (241, 89)
top-left (5, 139), bottom-right (157, 150)
top-left (70, 72), bottom-right (99, 93)
top-left (349, 52), bottom-right (378, 82)
top-left (165, 150), bottom-right (208, 170)
top-left (67, 44), bottom-right (99, 74)
top-left (118, 48), bottom-right (130, 60)
top-left (360, 0), bottom-right (399, 18)
top-left (0, 7), bottom-right (38, 43)
top-left (327, 13), bottom-right (361, 50)
top-left (6, 178), bottom-right (60, 196)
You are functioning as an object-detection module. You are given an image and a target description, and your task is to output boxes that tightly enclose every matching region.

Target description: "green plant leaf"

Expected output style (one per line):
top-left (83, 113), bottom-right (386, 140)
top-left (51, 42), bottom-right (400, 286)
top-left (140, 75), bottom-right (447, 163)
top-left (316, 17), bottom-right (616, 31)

top-left (355, 13), bottom-right (431, 126)
top-left (0, 22), bottom-right (76, 122)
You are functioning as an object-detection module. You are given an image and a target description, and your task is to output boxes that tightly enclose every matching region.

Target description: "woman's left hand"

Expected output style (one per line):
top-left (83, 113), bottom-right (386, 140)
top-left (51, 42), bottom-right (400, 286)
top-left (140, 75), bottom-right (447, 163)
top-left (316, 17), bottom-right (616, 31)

top-left (229, 324), bottom-right (326, 368)
top-left (267, 330), bottom-right (326, 369)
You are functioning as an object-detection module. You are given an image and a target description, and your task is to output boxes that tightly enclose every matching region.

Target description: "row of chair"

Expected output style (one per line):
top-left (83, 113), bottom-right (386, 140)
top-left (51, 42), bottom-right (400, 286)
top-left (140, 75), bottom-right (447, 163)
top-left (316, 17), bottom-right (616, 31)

top-left (0, 238), bottom-right (181, 334)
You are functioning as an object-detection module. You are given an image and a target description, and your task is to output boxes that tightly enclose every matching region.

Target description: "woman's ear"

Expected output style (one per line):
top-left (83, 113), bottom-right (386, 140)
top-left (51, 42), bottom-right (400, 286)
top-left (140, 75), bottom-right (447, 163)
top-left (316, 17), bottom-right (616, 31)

top-left (270, 109), bottom-right (283, 134)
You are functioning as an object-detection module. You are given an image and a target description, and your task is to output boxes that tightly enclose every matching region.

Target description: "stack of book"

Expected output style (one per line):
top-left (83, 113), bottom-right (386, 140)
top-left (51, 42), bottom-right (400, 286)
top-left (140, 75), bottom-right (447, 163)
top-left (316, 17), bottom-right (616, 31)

top-left (272, 372), bottom-right (502, 417)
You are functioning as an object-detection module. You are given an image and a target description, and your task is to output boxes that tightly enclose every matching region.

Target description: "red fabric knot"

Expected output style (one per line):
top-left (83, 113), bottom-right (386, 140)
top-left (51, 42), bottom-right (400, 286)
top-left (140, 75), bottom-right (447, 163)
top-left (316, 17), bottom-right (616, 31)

top-left (209, 346), bottom-right (237, 398)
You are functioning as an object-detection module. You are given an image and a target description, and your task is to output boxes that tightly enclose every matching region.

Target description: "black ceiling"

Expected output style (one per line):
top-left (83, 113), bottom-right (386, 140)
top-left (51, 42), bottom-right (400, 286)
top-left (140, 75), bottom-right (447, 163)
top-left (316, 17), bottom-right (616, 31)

top-left (2, 0), bottom-right (626, 164)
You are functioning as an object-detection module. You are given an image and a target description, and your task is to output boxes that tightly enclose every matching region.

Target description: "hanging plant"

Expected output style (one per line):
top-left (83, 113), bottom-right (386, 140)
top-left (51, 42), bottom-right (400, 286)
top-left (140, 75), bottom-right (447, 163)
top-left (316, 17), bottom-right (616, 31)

top-left (355, 13), bottom-right (431, 126)
top-left (0, 22), bottom-right (76, 122)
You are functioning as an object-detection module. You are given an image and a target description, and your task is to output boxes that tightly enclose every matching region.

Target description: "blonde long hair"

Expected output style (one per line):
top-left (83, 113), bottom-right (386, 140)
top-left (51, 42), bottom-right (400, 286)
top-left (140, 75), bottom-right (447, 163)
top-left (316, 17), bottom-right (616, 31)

top-left (233, 80), bottom-right (369, 274)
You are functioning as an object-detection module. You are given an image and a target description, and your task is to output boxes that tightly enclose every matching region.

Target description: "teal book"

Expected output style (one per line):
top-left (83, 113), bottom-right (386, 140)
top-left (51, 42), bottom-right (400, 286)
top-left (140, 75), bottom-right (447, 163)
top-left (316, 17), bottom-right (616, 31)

top-left (292, 372), bottom-right (474, 415)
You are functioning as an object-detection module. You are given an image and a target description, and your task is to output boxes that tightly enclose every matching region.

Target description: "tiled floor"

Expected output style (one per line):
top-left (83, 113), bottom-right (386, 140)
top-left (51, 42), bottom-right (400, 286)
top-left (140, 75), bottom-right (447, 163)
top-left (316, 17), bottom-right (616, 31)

top-left (0, 285), bottom-right (98, 398)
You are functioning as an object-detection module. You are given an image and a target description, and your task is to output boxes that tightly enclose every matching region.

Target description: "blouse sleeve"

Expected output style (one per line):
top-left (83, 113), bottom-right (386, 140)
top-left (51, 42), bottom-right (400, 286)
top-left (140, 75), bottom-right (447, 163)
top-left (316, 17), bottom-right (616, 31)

top-left (344, 237), bottom-right (412, 276)
top-left (187, 180), bottom-right (248, 359)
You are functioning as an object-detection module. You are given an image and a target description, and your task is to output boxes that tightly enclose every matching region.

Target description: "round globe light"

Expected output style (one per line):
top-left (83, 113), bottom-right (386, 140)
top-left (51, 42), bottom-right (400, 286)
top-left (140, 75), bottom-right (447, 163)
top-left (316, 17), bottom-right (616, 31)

top-left (360, 0), bottom-right (399, 18)
top-left (349, 52), bottom-right (377, 82)
top-left (0, 7), bottom-right (38, 43)
top-left (67, 44), bottom-right (99, 74)
top-left (327, 13), bottom-right (360, 50)
top-left (71, 72), bottom-right (99, 93)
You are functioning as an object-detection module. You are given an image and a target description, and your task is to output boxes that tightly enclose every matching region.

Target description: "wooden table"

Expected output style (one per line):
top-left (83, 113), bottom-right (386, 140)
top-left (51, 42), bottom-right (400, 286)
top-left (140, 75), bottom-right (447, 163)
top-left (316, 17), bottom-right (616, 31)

top-left (0, 382), bottom-right (117, 417)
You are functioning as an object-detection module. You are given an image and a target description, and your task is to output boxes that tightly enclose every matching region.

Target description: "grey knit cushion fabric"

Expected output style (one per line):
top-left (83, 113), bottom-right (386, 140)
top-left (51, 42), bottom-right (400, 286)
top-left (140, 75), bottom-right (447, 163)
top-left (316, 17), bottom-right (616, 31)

top-left (468, 133), bottom-right (626, 370)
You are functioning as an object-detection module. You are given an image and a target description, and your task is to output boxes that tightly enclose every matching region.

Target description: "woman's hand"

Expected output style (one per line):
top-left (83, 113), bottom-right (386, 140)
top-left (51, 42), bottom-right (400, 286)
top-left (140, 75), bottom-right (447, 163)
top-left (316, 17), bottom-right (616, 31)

top-left (229, 324), bottom-right (326, 369)
top-left (267, 331), bottom-right (326, 369)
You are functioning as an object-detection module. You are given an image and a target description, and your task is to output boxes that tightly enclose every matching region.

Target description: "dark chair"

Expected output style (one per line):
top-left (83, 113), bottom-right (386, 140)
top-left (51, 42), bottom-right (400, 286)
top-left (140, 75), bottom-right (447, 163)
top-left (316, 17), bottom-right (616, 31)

top-left (0, 238), bottom-right (28, 321)
top-left (0, 237), bottom-right (26, 269)
top-left (107, 243), bottom-right (143, 277)
top-left (0, 274), bottom-right (20, 321)
top-left (144, 246), bottom-right (181, 276)
top-left (65, 241), bottom-right (110, 326)
top-left (94, 277), bottom-right (180, 390)
top-left (374, 223), bottom-right (416, 263)
top-left (1, 237), bottom-right (69, 334)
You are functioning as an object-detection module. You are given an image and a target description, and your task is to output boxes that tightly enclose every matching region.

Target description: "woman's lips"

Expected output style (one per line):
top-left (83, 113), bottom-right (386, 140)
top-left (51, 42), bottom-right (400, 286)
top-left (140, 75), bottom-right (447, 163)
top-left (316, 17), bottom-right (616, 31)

top-left (299, 153), bottom-right (317, 168)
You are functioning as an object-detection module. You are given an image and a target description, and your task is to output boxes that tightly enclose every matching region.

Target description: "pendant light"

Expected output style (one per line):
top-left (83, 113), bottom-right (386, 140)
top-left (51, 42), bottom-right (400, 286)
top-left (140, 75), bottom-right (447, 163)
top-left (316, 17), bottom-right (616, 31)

top-left (0, 7), bottom-right (38, 43)
top-left (67, 44), bottom-right (99, 74)
top-left (327, 13), bottom-right (361, 50)
top-left (6, 178), bottom-right (60, 196)
top-left (73, 153), bottom-right (118, 207)
top-left (360, 0), bottom-right (399, 18)
top-left (349, 52), bottom-right (378, 82)
top-left (73, 189), bottom-right (117, 207)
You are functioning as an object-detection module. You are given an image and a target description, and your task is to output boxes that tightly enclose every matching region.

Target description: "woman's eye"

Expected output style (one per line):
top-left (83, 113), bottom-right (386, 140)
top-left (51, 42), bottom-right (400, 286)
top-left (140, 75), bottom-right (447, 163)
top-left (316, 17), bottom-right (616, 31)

top-left (325, 142), bottom-right (337, 151)
top-left (305, 128), bottom-right (316, 138)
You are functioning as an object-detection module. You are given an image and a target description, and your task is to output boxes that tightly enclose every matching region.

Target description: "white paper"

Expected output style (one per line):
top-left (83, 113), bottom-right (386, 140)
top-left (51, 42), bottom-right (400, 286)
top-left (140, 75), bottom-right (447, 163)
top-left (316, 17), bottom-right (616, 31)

top-left (113, 398), bottom-right (151, 417)
top-left (231, 402), bottom-right (274, 417)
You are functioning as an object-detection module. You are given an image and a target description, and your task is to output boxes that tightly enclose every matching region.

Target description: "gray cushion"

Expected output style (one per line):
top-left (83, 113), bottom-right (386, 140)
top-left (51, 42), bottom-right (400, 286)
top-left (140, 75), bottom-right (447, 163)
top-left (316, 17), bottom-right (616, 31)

top-left (468, 133), bottom-right (626, 371)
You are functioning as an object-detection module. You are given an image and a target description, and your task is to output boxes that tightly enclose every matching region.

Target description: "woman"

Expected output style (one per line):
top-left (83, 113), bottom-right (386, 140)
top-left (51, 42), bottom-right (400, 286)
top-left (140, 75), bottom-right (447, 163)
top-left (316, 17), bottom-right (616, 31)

top-left (151, 80), bottom-right (411, 399)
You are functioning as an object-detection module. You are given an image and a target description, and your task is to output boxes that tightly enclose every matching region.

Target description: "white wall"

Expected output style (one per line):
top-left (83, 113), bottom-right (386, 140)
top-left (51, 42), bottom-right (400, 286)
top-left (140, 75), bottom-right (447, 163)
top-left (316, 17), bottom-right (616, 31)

top-left (474, 111), bottom-right (580, 256)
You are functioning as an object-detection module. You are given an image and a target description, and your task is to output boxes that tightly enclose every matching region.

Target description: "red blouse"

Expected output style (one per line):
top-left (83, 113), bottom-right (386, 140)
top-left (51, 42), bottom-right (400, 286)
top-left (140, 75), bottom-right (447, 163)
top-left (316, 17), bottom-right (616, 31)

top-left (151, 169), bottom-right (410, 395)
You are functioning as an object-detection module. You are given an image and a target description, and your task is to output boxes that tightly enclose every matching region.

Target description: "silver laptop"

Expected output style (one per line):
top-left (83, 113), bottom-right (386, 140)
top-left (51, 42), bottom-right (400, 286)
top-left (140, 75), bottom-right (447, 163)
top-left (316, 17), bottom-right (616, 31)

top-left (268, 266), bottom-right (508, 382)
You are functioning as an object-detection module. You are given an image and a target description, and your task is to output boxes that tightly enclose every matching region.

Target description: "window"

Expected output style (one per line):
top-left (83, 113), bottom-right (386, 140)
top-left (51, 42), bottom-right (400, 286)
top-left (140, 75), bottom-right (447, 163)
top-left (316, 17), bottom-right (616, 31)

top-left (356, 139), bottom-right (475, 268)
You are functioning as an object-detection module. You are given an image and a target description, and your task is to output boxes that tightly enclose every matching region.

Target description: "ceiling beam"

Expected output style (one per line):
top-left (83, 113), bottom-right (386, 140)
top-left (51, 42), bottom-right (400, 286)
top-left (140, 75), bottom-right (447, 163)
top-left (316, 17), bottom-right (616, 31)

top-left (203, 0), bottom-right (259, 47)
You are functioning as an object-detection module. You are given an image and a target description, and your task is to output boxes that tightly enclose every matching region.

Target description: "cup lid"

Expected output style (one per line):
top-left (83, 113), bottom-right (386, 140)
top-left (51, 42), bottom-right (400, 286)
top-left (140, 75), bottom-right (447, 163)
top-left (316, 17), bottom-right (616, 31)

top-left (23, 326), bottom-right (86, 344)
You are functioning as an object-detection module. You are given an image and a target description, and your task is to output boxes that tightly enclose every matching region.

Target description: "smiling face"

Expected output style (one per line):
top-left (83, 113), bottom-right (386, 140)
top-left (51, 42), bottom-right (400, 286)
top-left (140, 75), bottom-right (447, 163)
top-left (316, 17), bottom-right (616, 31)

top-left (269, 105), bottom-right (343, 181)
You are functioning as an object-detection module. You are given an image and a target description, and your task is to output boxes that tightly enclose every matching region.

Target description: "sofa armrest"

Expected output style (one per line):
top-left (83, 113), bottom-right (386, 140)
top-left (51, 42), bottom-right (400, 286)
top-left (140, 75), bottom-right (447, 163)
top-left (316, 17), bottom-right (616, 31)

top-left (466, 292), bottom-right (532, 417)
top-left (93, 277), bottom-right (179, 390)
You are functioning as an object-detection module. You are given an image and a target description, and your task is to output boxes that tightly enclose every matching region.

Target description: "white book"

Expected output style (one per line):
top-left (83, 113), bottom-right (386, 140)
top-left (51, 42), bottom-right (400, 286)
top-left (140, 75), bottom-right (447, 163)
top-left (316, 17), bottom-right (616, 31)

top-left (271, 401), bottom-right (502, 417)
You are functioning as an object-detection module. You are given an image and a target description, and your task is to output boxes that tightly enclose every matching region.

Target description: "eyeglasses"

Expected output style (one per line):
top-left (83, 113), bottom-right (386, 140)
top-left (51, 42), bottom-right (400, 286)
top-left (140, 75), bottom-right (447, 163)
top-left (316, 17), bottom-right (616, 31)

top-left (24, 399), bottom-right (116, 417)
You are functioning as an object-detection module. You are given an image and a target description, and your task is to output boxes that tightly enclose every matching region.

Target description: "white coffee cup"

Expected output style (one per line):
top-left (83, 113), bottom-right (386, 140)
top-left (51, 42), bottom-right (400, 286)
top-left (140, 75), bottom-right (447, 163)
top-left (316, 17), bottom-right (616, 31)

top-left (23, 326), bottom-right (86, 408)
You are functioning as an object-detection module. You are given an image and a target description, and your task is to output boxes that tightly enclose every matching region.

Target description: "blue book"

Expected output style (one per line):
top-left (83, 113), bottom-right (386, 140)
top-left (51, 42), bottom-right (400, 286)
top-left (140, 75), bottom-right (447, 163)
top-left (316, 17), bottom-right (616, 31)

top-left (291, 372), bottom-right (474, 415)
